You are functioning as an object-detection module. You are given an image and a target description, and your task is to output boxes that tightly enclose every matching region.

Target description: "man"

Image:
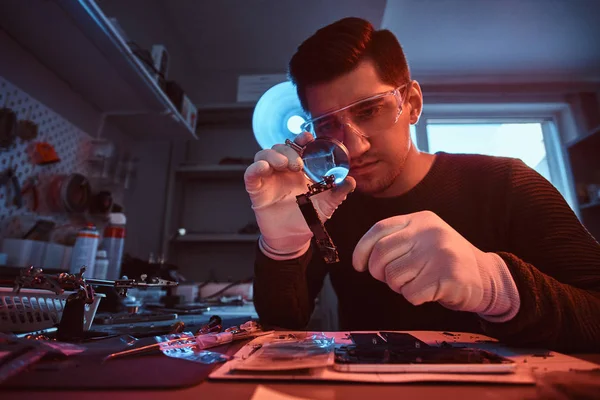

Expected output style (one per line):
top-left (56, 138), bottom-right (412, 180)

top-left (243, 17), bottom-right (600, 352)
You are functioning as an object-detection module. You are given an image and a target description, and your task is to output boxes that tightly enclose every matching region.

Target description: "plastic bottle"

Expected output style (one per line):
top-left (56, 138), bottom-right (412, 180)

top-left (93, 249), bottom-right (109, 280)
top-left (69, 224), bottom-right (100, 276)
top-left (103, 213), bottom-right (126, 280)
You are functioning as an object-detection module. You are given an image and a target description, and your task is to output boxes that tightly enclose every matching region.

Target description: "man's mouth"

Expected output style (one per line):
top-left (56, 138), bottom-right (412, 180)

top-left (351, 161), bottom-right (378, 175)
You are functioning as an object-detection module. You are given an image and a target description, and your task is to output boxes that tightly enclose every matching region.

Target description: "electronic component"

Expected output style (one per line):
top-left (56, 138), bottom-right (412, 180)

top-left (296, 175), bottom-right (339, 263)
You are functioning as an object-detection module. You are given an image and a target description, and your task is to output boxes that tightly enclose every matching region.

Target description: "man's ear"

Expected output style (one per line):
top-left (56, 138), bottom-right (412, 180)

top-left (407, 81), bottom-right (423, 125)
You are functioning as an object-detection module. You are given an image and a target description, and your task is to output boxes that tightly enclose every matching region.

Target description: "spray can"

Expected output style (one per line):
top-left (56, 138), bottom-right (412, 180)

top-left (103, 213), bottom-right (126, 280)
top-left (69, 224), bottom-right (100, 276)
top-left (93, 249), bottom-right (109, 280)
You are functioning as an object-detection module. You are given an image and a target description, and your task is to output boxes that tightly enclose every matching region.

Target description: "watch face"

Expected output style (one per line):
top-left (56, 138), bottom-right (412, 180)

top-left (302, 138), bottom-right (350, 184)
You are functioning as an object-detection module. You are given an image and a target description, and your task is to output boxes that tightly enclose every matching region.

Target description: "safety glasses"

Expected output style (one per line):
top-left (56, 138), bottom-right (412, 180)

top-left (301, 82), bottom-right (411, 141)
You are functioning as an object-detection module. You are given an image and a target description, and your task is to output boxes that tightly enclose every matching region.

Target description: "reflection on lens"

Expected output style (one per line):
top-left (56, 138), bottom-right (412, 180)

top-left (325, 166), bottom-right (349, 184)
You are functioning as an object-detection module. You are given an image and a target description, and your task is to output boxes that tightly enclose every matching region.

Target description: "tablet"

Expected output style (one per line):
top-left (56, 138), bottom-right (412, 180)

top-left (334, 333), bottom-right (516, 374)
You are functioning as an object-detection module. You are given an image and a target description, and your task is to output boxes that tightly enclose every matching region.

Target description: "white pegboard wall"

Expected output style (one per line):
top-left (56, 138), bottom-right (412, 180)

top-left (0, 76), bottom-right (92, 240)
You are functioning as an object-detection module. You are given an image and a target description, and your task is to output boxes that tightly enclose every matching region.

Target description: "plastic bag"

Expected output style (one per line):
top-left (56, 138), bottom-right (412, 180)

top-left (233, 332), bottom-right (335, 371)
top-left (154, 332), bottom-right (230, 364)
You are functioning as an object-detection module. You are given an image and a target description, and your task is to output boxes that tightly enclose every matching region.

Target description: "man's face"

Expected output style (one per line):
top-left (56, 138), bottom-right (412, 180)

top-left (304, 59), bottom-right (419, 196)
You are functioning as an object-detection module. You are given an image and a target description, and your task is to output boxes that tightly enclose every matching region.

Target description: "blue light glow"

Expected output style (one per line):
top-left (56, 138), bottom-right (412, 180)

top-left (287, 115), bottom-right (305, 134)
top-left (252, 81), bottom-right (305, 149)
top-left (326, 166), bottom-right (349, 184)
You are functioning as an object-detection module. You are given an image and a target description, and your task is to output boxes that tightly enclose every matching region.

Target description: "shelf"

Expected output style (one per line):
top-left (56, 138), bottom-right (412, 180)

top-left (580, 200), bottom-right (600, 210)
top-left (172, 233), bottom-right (260, 243)
top-left (0, 0), bottom-right (197, 140)
top-left (176, 164), bottom-right (249, 178)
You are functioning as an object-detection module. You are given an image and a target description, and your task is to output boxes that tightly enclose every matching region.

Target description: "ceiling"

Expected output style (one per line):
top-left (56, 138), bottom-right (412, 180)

top-left (383, 0), bottom-right (600, 81)
top-left (96, 0), bottom-right (600, 105)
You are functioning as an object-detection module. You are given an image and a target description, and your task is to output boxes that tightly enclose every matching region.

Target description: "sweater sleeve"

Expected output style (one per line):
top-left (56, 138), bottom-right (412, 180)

top-left (480, 159), bottom-right (600, 353)
top-left (253, 242), bottom-right (328, 329)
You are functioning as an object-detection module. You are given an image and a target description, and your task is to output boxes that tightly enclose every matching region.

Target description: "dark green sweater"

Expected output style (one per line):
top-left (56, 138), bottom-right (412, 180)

top-left (253, 152), bottom-right (600, 352)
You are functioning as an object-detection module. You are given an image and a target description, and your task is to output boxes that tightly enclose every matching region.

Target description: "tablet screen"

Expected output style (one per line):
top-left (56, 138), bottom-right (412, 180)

top-left (335, 345), bottom-right (513, 365)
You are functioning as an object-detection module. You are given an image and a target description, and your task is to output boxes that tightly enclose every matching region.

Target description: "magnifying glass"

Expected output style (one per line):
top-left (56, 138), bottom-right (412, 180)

top-left (286, 137), bottom-right (350, 185)
top-left (284, 137), bottom-right (350, 265)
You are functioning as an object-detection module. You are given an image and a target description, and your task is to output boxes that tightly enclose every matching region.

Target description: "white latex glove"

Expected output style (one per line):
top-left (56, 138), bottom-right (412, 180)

top-left (353, 211), bottom-right (520, 321)
top-left (244, 132), bottom-right (356, 260)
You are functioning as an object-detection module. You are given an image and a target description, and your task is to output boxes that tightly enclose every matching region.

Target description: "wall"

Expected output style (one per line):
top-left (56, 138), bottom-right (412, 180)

top-left (0, 76), bottom-right (93, 241)
top-left (0, 27), bottom-right (173, 262)
top-left (564, 92), bottom-right (600, 144)
top-left (166, 119), bottom-right (259, 282)
top-left (0, 28), bottom-right (124, 214)
top-left (419, 81), bottom-right (600, 143)
top-left (0, 31), bottom-right (120, 140)
top-left (95, 0), bottom-right (199, 105)
top-left (123, 140), bottom-right (185, 261)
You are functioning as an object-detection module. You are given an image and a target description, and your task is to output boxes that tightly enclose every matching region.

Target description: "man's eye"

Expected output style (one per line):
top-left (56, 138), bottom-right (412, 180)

top-left (316, 120), bottom-right (337, 133)
top-left (354, 105), bottom-right (382, 120)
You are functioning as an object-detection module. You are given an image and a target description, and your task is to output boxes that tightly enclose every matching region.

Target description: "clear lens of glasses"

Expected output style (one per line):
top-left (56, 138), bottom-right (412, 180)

top-left (306, 94), bottom-right (399, 140)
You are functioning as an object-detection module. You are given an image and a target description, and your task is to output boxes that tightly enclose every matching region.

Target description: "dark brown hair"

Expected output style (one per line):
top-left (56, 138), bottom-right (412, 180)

top-left (288, 17), bottom-right (411, 112)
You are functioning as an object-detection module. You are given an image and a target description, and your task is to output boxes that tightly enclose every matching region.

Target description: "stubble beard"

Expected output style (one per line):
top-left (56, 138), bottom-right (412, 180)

top-left (354, 161), bottom-right (403, 196)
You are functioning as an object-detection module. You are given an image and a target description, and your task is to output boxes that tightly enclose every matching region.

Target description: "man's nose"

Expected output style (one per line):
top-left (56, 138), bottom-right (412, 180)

top-left (341, 122), bottom-right (370, 159)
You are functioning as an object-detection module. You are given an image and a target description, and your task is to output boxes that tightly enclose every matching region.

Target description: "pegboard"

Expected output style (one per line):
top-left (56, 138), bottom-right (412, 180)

top-left (0, 76), bottom-right (92, 240)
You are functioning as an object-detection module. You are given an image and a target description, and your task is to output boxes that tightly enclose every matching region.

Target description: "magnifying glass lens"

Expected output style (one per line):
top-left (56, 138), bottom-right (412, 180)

top-left (302, 138), bottom-right (350, 184)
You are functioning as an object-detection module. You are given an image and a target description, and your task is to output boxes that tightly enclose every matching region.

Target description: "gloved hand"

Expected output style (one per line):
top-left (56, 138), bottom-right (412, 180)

top-left (244, 132), bottom-right (356, 260)
top-left (352, 211), bottom-right (520, 321)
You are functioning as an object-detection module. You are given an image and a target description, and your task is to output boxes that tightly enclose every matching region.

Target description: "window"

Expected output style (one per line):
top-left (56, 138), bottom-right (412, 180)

top-left (427, 123), bottom-right (550, 181)
top-left (410, 124), bottom-right (417, 148)
top-left (414, 120), bottom-right (575, 210)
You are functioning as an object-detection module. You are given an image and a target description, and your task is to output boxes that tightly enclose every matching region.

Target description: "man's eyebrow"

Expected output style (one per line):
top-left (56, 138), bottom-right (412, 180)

top-left (352, 97), bottom-right (385, 108)
top-left (316, 115), bottom-right (337, 123)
